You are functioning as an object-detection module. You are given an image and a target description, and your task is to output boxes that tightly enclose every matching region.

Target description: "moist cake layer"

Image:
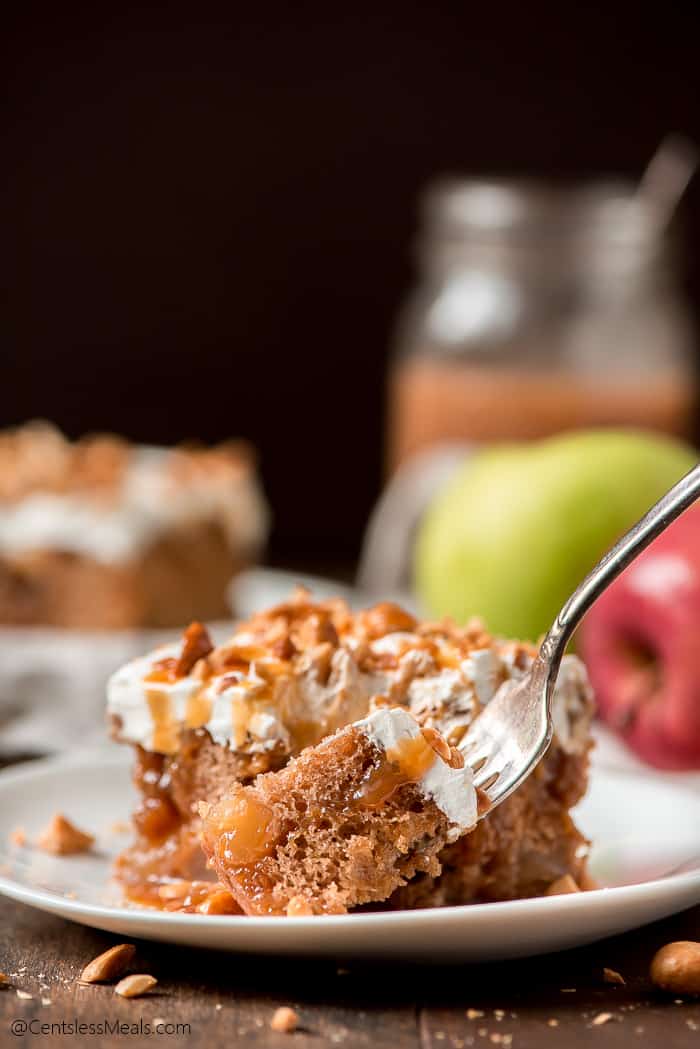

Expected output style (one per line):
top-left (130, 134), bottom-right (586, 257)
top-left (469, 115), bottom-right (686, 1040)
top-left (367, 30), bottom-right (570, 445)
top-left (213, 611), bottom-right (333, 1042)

top-left (200, 707), bottom-right (476, 915)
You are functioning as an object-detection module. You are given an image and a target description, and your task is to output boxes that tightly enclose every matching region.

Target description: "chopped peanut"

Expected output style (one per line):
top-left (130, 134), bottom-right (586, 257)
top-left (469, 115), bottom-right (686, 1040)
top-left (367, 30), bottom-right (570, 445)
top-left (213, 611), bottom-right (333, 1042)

top-left (650, 941), bottom-right (700, 996)
top-left (176, 622), bottom-right (214, 677)
top-left (80, 944), bottom-right (136, 984)
top-left (114, 974), bottom-right (157, 998)
top-left (545, 874), bottom-right (580, 896)
top-left (271, 1006), bottom-right (299, 1033)
top-left (37, 814), bottom-right (94, 855)
top-left (421, 726), bottom-right (452, 763)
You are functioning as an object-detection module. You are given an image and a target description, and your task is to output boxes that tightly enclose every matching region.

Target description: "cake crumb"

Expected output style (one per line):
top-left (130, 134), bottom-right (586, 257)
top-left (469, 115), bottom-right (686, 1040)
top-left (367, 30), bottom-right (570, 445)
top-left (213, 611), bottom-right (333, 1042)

top-left (547, 1018), bottom-right (559, 1027)
top-left (37, 814), bottom-right (94, 855)
top-left (286, 896), bottom-right (313, 917)
top-left (545, 874), bottom-right (580, 896)
top-left (9, 827), bottom-right (26, 847)
top-left (466, 1009), bottom-right (484, 1019)
top-left (591, 1012), bottom-right (614, 1026)
top-left (271, 1007), bottom-right (298, 1033)
top-left (110, 821), bottom-right (130, 834)
top-left (687, 1019), bottom-right (699, 1031)
top-left (215, 1003), bottom-right (222, 1011)
top-left (603, 967), bottom-right (626, 985)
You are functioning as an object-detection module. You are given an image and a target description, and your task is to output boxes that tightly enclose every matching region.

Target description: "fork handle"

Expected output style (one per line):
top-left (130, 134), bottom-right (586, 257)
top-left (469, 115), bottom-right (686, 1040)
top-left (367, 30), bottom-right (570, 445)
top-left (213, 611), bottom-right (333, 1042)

top-left (540, 462), bottom-right (700, 673)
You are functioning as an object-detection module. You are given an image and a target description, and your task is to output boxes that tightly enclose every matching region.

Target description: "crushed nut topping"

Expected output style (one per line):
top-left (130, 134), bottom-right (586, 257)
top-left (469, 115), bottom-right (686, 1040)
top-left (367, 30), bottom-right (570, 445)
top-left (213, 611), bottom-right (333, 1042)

top-left (176, 622), bottom-right (214, 678)
top-left (544, 874), bottom-right (580, 896)
top-left (36, 814), bottom-right (94, 855)
top-left (421, 726), bottom-right (452, 764)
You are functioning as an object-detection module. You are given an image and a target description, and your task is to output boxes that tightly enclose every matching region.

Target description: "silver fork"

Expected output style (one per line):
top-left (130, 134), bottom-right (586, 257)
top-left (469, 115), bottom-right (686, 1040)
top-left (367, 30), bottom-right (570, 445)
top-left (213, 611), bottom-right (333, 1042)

top-left (460, 462), bottom-right (700, 818)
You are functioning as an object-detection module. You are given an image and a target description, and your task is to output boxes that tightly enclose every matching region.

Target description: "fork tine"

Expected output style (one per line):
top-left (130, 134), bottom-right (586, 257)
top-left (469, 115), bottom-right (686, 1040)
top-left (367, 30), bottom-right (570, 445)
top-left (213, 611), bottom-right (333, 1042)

top-left (468, 755), bottom-right (488, 774)
top-left (472, 752), bottom-right (504, 789)
top-left (477, 770), bottom-right (500, 793)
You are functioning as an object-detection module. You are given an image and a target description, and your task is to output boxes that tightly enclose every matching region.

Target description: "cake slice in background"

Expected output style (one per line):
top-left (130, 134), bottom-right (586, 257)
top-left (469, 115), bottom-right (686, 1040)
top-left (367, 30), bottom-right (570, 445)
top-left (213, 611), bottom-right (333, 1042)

top-left (0, 422), bottom-right (268, 628)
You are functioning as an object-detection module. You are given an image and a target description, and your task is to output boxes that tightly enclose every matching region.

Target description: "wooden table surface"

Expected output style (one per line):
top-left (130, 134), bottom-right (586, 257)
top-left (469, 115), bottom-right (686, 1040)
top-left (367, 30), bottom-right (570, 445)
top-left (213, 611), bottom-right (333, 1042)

top-left (1, 893), bottom-right (698, 1048)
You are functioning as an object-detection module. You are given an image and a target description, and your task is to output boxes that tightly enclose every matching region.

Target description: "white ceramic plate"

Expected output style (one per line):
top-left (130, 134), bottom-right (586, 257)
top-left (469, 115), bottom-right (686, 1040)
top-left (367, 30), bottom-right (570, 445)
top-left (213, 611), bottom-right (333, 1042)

top-left (0, 749), bottom-right (698, 962)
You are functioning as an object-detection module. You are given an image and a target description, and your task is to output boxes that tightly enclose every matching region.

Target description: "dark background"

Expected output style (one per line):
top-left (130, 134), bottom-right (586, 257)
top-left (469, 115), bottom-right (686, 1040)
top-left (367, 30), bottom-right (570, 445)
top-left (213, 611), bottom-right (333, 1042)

top-left (4, 4), bottom-right (700, 569)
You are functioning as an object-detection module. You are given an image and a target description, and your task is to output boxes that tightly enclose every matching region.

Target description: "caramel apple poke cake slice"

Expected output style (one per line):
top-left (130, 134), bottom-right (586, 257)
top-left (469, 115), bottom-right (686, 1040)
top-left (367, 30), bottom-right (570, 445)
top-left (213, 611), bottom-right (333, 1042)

top-left (107, 590), bottom-right (595, 915)
top-left (0, 421), bottom-right (268, 628)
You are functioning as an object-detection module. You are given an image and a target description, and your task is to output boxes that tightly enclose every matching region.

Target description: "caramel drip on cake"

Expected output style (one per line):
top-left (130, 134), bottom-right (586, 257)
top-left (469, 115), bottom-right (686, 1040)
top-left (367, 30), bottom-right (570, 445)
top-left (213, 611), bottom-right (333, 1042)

top-left (289, 719), bottom-right (326, 751)
top-left (146, 691), bottom-right (180, 754)
top-left (356, 733), bottom-right (437, 808)
top-left (231, 698), bottom-right (251, 748)
top-left (184, 693), bottom-right (213, 729)
top-left (144, 661), bottom-right (178, 684)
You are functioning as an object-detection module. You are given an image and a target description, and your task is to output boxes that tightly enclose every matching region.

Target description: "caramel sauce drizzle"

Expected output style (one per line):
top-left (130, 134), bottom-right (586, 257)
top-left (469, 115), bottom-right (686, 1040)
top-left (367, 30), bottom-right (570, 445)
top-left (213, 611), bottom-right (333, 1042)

top-left (144, 658), bottom-right (179, 684)
top-left (184, 692), bottom-right (213, 729)
top-left (231, 698), bottom-right (252, 748)
top-left (146, 690), bottom-right (180, 754)
top-left (356, 733), bottom-right (437, 808)
top-left (124, 878), bottom-right (239, 915)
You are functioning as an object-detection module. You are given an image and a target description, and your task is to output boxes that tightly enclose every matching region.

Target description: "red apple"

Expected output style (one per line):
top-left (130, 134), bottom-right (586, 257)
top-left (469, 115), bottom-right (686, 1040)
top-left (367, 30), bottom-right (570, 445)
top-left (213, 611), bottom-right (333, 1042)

top-left (578, 502), bottom-right (700, 770)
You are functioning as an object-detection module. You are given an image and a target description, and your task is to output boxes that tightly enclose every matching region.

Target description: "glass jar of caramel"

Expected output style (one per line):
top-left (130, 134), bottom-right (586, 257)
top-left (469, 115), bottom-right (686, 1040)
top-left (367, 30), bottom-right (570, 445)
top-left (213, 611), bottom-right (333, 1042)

top-left (387, 179), bottom-right (697, 471)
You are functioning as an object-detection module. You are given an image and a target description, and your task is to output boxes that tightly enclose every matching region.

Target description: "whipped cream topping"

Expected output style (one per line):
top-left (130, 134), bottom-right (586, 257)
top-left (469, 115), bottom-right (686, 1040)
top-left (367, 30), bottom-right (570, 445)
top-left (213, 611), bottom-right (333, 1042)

top-left (107, 610), bottom-right (593, 763)
top-left (356, 707), bottom-right (476, 839)
top-left (108, 638), bottom-right (291, 753)
top-left (0, 446), bottom-right (268, 564)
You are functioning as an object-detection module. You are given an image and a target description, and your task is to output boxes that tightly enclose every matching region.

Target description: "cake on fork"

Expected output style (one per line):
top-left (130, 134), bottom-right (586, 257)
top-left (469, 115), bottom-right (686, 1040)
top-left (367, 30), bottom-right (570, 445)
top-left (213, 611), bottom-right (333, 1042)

top-left (107, 590), bottom-right (595, 914)
top-left (199, 706), bottom-right (476, 915)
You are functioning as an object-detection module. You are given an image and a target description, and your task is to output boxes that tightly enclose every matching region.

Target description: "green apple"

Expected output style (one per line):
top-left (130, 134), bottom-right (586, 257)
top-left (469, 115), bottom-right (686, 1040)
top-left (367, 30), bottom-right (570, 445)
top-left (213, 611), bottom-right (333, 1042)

top-left (415, 430), bottom-right (698, 641)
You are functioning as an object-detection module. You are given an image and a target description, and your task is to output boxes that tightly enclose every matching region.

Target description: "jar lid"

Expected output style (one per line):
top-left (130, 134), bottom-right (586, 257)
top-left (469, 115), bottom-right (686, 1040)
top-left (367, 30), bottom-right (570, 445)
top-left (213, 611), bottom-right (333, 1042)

top-left (422, 177), bottom-right (667, 251)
